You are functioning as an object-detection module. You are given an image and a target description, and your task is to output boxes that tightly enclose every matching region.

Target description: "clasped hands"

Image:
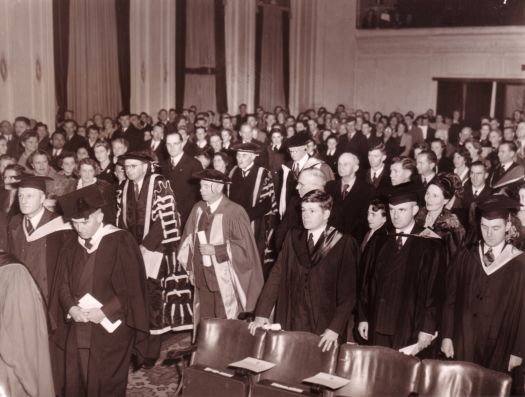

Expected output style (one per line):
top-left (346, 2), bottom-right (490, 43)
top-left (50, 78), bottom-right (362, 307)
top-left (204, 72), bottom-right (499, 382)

top-left (69, 306), bottom-right (106, 324)
top-left (248, 317), bottom-right (338, 352)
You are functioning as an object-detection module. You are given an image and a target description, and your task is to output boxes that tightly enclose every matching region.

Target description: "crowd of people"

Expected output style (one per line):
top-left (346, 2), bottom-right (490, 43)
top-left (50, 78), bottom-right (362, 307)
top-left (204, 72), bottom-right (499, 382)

top-left (1, 103), bottom-right (525, 396)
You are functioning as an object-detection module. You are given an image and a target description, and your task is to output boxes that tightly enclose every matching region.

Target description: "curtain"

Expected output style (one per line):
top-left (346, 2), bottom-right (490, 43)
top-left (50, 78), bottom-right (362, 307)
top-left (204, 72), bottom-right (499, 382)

top-left (214, 0), bottom-right (227, 114)
top-left (116, 0), bottom-right (131, 113)
top-left (257, 5), bottom-right (286, 111)
top-left (504, 84), bottom-right (525, 117)
top-left (0, 0), bottom-right (56, 127)
top-left (67, 0), bottom-right (122, 124)
top-left (225, 0), bottom-right (256, 113)
top-left (184, 0), bottom-right (217, 112)
top-left (130, 0), bottom-right (176, 116)
top-left (53, 0), bottom-right (70, 122)
top-left (175, 0), bottom-right (186, 112)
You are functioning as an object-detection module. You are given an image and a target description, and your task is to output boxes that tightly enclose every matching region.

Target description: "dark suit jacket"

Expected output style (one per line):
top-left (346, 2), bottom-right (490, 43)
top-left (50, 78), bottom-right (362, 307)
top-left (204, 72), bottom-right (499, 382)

top-left (267, 145), bottom-right (288, 201)
top-left (160, 154), bottom-right (203, 228)
top-left (320, 150), bottom-right (341, 176)
top-left (338, 132), bottom-right (368, 167)
top-left (112, 126), bottom-right (145, 151)
top-left (437, 156), bottom-right (454, 173)
top-left (488, 162), bottom-right (519, 188)
top-left (63, 133), bottom-right (88, 153)
top-left (149, 140), bottom-right (169, 163)
top-left (4, 135), bottom-right (22, 160)
top-left (326, 178), bottom-right (374, 242)
top-left (365, 166), bottom-right (391, 197)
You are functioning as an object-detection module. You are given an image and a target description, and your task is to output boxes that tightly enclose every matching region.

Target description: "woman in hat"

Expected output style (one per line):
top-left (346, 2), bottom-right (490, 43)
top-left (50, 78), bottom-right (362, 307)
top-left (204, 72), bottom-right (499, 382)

top-left (416, 172), bottom-right (465, 267)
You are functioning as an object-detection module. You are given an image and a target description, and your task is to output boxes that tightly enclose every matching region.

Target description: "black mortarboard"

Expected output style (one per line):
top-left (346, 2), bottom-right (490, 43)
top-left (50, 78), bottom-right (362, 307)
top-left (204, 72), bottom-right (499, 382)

top-left (231, 142), bottom-right (261, 154)
top-left (388, 184), bottom-right (419, 205)
top-left (58, 184), bottom-right (107, 220)
top-left (286, 132), bottom-right (311, 148)
top-left (119, 151), bottom-right (153, 163)
top-left (18, 175), bottom-right (53, 194)
top-left (478, 194), bottom-right (520, 220)
top-left (192, 169), bottom-right (231, 184)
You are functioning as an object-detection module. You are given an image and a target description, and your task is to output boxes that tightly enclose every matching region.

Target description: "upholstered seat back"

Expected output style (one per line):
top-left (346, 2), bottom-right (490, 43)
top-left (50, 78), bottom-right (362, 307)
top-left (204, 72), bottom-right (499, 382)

top-left (191, 318), bottom-right (266, 370)
top-left (418, 359), bottom-right (512, 397)
top-left (333, 344), bottom-right (420, 397)
top-left (257, 330), bottom-right (338, 386)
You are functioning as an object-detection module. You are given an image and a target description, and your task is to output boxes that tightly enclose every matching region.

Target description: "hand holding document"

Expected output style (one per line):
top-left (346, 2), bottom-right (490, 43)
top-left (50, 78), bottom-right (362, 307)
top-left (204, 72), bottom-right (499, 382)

top-left (78, 293), bottom-right (121, 333)
top-left (197, 231), bottom-right (212, 267)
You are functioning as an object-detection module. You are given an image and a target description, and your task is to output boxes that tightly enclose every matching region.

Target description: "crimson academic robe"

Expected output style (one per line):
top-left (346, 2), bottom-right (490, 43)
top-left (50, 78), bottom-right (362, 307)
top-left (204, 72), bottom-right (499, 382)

top-left (255, 227), bottom-right (359, 337)
top-left (57, 227), bottom-right (149, 396)
top-left (358, 224), bottom-right (445, 349)
top-left (441, 244), bottom-right (525, 372)
top-left (0, 254), bottom-right (55, 397)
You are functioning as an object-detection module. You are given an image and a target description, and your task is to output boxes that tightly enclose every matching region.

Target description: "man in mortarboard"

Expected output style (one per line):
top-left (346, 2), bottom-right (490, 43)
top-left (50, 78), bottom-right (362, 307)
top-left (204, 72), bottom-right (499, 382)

top-left (441, 194), bottom-right (525, 386)
top-left (357, 186), bottom-right (445, 352)
top-left (7, 175), bottom-right (75, 393)
top-left (178, 169), bottom-right (264, 333)
top-left (116, 151), bottom-right (192, 368)
top-left (278, 133), bottom-right (334, 218)
top-left (228, 142), bottom-right (278, 278)
top-left (56, 184), bottom-right (149, 396)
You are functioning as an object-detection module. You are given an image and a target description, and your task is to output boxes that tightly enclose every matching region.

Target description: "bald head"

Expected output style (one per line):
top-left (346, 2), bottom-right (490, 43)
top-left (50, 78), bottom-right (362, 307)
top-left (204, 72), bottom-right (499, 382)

top-left (296, 168), bottom-right (326, 198)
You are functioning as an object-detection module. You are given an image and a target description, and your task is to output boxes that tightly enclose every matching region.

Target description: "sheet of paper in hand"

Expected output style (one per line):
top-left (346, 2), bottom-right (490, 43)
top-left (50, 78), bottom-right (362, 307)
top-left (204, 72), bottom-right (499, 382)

top-left (228, 357), bottom-right (276, 374)
top-left (302, 372), bottom-right (350, 390)
top-left (399, 331), bottom-right (438, 355)
top-left (78, 293), bottom-right (122, 333)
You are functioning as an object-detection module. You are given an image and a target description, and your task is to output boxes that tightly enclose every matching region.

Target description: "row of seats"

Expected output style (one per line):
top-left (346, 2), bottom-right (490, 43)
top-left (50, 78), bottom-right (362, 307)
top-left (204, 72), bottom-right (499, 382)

top-left (180, 318), bottom-right (511, 397)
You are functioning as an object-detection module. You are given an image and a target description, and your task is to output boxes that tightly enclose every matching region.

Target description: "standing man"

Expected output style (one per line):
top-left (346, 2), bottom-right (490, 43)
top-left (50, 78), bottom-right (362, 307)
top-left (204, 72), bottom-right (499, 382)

top-left (228, 142), bottom-right (278, 278)
top-left (8, 175), bottom-right (74, 394)
top-left (63, 119), bottom-right (88, 153)
top-left (57, 185), bottom-right (149, 396)
top-left (326, 153), bottom-right (374, 242)
top-left (279, 133), bottom-right (334, 218)
top-left (117, 152), bottom-right (192, 368)
top-left (249, 190), bottom-right (359, 350)
top-left (178, 169), bottom-right (264, 330)
top-left (113, 111), bottom-right (145, 151)
top-left (160, 130), bottom-right (202, 229)
top-left (441, 195), bottom-right (525, 386)
top-left (416, 150), bottom-right (437, 188)
top-left (366, 143), bottom-right (391, 196)
top-left (358, 186), bottom-right (445, 352)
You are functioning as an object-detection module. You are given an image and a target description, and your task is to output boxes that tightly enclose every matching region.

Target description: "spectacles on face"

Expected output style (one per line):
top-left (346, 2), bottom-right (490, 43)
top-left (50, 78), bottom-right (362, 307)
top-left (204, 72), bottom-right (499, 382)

top-left (124, 164), bottom-right (143, 170)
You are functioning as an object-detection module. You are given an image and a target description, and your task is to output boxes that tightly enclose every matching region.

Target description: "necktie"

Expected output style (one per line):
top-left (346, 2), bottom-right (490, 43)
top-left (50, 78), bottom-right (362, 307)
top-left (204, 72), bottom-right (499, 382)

top-left (423, 178), bottom-right (428, 188)
top-left (25, 217), bottom-right (34, 235)
top-left (396, 235), bottom-right (403, 251)
top-left (273, 146), bottom-right (278, 152)
top-left (134, 183), bottom-right (140, 200)
top-left (198, 205), bottom-right (213, 232)
top-left (473, 190), bottom-right (479, 199)
top-left (242, 169), bottom-right (250, 178)
top-left (483, 248), bottom-right (495, 267)
top-left (372, 172), bottom-right (377, 183)
top-left (342, 184), bottom-right (350, 200)
top-left (84, 238), bottom-right (93, 250)
top-left (307, 233), bottom-right (315, 253)
top-left (293, 162), bottom-right (300, 178)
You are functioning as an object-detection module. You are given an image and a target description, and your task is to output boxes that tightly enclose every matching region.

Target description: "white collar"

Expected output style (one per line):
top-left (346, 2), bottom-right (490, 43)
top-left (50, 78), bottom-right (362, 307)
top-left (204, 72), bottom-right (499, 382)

top-left (133, 177), bottom-right (145, 192)
top-left (207, 195), bottom-right (224, 213)
top-left (502, 162), bottom-right (513, 171)
top-left (479, 243), bottom-right (523, 276)
top-left (341, 176), bottom-right (356, 191)
top-left (371, 165), bottom-right (384, 176)
top-left (79, 223), bottom-right (120, 254)
top-left (294, 154), bottom-right (309, 170)
top-left (422, 173), bottom-right (435, 183)
top-left (396, 220), bottom-right (415, 236)
top-left (240, 162), bottom-right (255, 174)
top-left (171, 152), bottom-right (184, 167)
top-left (483, 240), bottom-right (506, 257)
top-left (308, 224), bottom-right (326, 245)
top-left (26, 207), bottom-right (45, 229)
top-left (472, 184), bottom-right (485, 193)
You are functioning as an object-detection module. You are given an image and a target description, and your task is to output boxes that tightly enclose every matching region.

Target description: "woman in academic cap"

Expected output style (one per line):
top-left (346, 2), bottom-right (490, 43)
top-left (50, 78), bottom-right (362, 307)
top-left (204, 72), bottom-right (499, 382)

top-left (415, 172), bottom-right (466, 268)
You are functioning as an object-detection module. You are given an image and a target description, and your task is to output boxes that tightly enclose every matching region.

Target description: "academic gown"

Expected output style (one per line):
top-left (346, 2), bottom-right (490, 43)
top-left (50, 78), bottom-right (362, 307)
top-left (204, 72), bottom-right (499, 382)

top-left (442, 245), bottom-right (525, 372)
top-left (358, 224), bottom-right (445, 349)
top-left (0, 254), bottom-right (55, 397)
top-left (255, 227), bottom-right (359, 338)
top-left (57, 228), bottom-right (149, 397)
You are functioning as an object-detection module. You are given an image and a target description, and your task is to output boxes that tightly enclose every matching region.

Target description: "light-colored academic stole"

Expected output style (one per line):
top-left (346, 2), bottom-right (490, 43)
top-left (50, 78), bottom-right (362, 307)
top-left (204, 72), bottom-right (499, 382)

top-left (121, 174), bottom-right (180, 244)
top-left (313, 226), bottom-right (343, 262)
top-left (24, 216), bottom-right (72, 241)
top-left (78, 224), bottom-right (121, 254)
top-left (193, 205), bottom-right (246, 319)
top-left (478, 243), bottom-right (523, 276)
